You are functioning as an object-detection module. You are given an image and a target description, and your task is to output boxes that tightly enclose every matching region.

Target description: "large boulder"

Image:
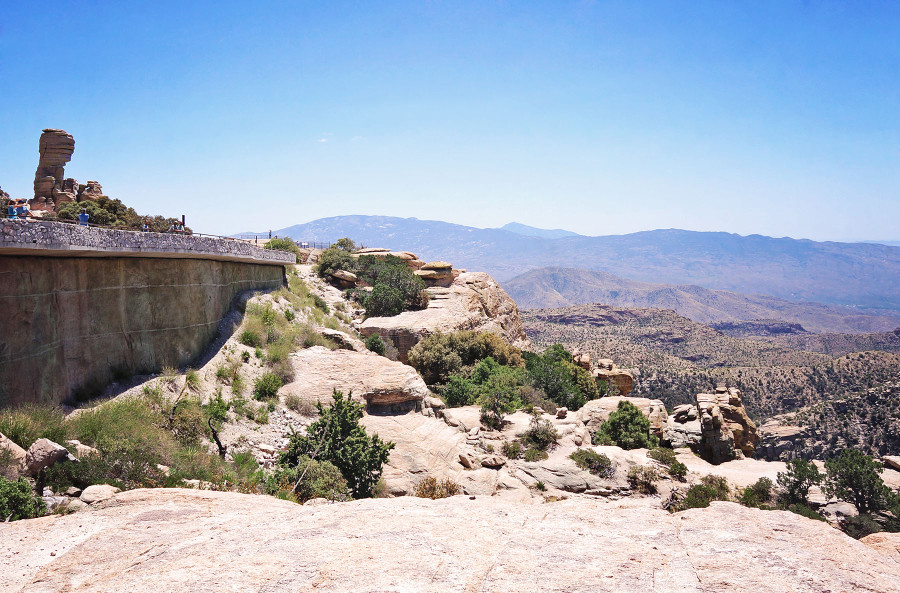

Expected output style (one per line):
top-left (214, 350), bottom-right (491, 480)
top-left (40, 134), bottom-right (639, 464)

top-left (359, 271), bottom-right (529, 362)
top-left (4, 489), bottom-right (900, 592)
top-left (31, 128), bottom-right (76, 212)
top-left (698, 386), bottom-right (759, 459)
top-left (0, 431), bottom-right (27, 479)
top-left (664, 386), bottom-right (758, 465)
top-left (577, 396), bottom-right (668, 440)
top-left (282, 346), bottom-right (429, 408)
top-left (664, 404), bottom-right (703, 450)
top-left (592, 366), bottom-right (635, 396)
top-left (24, 438), bottom-right (77, 476)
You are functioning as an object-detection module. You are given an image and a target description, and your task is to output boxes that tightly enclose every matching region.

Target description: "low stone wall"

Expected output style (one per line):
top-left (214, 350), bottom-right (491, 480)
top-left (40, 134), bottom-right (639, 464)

top-left (0, 222), bottom-right (293, 407)
top-left (0, 220), bottom-right (295, 264)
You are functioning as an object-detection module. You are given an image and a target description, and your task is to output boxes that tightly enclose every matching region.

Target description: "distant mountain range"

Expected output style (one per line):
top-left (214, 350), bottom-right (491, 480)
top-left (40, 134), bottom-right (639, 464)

top-left (273, 215), bottom-right (900, 312)
top-left (503, 267), bottom-right (900, 334)
top-left (496, 222), bottom-right (580, 239)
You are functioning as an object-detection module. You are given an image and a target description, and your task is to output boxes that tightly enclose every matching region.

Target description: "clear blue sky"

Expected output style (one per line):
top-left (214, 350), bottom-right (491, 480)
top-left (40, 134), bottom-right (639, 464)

top-left (1, 1), bottom-right (897, 241)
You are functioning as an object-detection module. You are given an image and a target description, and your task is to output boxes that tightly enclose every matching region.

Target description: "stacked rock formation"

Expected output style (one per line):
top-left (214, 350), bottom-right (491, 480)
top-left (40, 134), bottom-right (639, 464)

top-left (569, 349), bottom-right (635, 396)
top-left (77, 180), bottom-right (104, 201)
top-left (32, 129), bottom-right (76, 212)
top-left (664, 384), bottom-right (759, 464)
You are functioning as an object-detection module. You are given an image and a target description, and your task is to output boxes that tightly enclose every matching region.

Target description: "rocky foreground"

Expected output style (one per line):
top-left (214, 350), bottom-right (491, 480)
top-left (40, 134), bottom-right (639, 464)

top-left (2, 488), bottom-right (899, 593)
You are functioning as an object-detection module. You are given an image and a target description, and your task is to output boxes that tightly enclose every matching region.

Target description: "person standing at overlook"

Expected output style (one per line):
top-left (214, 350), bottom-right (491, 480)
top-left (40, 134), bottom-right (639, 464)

top-left (7, 199), bottom-right (17, 220)
top-left (78, 208), bottom-right (90, 226)
top-left (16, 199), bottom-right (30, 220)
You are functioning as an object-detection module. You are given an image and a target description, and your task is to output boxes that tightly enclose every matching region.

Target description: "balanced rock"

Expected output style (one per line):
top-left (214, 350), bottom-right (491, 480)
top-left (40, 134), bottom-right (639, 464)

top-left (32, 128), bottom-right (76, 212)
top-left (664, 404), bottom-right (703, 449)
top-left (329, 269), bottom-right (357, 289)
top-left (359, 271), bottom-right (529, 363)
top-left (77, 180), bottom-right (104, 201)
top-left (24, 438), bottom-right (77, 476)
top-left (578, 396), bottom-right (668, 440)
top-left (698, 386), bottom-right (759, 459)
top-left (283, 346), bottom-right (429, 407)
top-left (0, 431), bottom-right (27, 479)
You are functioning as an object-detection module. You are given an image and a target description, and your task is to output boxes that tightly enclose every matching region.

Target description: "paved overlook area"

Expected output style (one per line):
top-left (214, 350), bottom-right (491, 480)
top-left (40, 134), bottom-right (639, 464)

top-left (0, 219), bottom-right (295, 264)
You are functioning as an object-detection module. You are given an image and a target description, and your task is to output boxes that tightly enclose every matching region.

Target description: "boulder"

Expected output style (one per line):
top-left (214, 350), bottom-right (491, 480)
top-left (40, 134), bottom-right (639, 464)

top-left (577, 396), bottom-right (668, 440)
top-left (698, 386), bottom-right (759, 459)
top-left (359, 271), bottom-right (529, 363)
top-left (329, 269), bottom-right (357, 289)
top-left (318, 328), bottom-right (366, 351)
top-left (0, 431), bottom-right (27, 479)
top-left (664, 405), bottom-right (703, 450)
top-left (882, 455), bottom-right (900, 472)
top-left (664, 387), bottom-right (758, 465)
top-left (593, 367), bottom-right (634, 396)
top-left (24, 438), bottom-right (77, 476)
top-left (421, 261), bottom-right (453, 271)
top-left (66, 440), bottom-right (99, 458)
top-left (76, 180), bottom-right (104, 201)
top-left (80, 484), bottom-right (121, 504)
top-left (283, 346), bottom-right (429, 407)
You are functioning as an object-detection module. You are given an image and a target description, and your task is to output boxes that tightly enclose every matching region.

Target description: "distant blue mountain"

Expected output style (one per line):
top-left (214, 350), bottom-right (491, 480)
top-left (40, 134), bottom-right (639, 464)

top-left (498, 222), bottom-right (580, 239)
top-left (274, 215), bottom-right (900, 311)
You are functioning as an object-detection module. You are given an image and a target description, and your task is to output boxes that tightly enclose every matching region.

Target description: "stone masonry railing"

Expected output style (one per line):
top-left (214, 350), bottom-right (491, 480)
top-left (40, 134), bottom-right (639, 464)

top-left (0, 219), bottom-right (296, 265)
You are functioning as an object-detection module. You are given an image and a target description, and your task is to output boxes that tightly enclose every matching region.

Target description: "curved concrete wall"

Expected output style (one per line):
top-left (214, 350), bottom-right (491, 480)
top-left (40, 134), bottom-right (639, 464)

top-left (0, 255), bottom-right (285, 408)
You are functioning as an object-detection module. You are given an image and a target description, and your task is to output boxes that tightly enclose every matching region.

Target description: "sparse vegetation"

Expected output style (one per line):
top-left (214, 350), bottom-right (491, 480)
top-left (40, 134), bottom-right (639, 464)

top-left (413, 476), bottom-right (462, 499)
top-left (776, 458), bottom-right (823, 506)
top-left (669, 475), bottom-right (731, 512)
top-left (627, 465), bottom-right (659, 494)
top-left (593, 400), bottom-right (658, 450)
top-left (739, 477), bottom-right (774, 509)
top-left (0, 476), bottom-right (45, 521)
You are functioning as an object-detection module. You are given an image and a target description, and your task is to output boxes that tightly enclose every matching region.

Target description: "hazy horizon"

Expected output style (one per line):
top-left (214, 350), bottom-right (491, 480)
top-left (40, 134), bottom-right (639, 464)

top-left (2, 2), bottom-right (898, 242)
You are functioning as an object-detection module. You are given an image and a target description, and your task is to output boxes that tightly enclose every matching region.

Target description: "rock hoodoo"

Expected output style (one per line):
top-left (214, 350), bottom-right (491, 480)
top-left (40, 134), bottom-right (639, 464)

top-left (664, 385), bottom-right (759, 464)
top-left (32, 128), bottom-right (76, 212)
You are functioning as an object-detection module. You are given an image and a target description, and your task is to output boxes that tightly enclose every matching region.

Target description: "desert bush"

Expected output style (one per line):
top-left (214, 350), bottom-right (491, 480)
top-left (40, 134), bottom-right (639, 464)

top-left (266, 455), bottom-right (351, 503)
top-left (501, 440), bottom-right (523, 459)
top-left (739, 477), bottom-right (774, 508)
top-left (278, 390), bottom-right (394, 498)
top-left (776, 458), bottom-right (823, 505)
top-left (518, 386), bottom-right (558, 415)
top-left (593, 400), bottom-right (658, 450)
top-left (570, 448), bottom-right (615, 478)
top-left (413, 476), bottom-right (462, 499)
top-left (519, 415), bottom-right (559, 451)
top-left (365, 334), bottom-right (386, 356)
top-left (670, 475), bottom-right (731, 512)
top-left (627, 465), bottom-right (659, 494)
top-left (264, 237), bottom-right (301, 257)
top-left (408, 331), bottom-right (524, 385)
top-left (669, 461), bottom-right (688, 481)
top-left (524, 344), bottom-right (597, 411)
top-left (315, 246), bottom-right (356, 278)
top-left (841, 514), bottom-right (885, 539)
top-left (478, 370), bottom-right (522, 430)
top-left (784, 502), bottom-right (826, 522)
top-left (253, 372), bottom-right (283, 400)
top-left (0, 476), bottom-right (45, 521)
top-left (284, 393), bottom-right (303, 412)
top-left (823, 448), bottom-right (893, 515)
top-left (648, 447), bottom-right (678, 466)
top-left (523, 448), bottom-right (549, 462)
top-left (0, 404), bottom-right (68, 449)
top-left (442, 375), bottom-right (475, 407)
top-left (239, 329), bottom-right (262, 348)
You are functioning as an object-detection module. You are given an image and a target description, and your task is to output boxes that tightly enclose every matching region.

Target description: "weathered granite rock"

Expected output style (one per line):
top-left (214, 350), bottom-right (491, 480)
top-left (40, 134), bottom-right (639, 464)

top-left (65, 440), bottom-right (99, 458)
top-left (0, 431), bottom-right (27, 479)
top-left (283, 346), bottom-right (429, 407)
top-left (24, 438), bottom-right (77, 476)
top-left (861, 532), bottom-right (900, 563)
top-left (80, 484), bottom-right (121, 504)
top-left (578, 396), bottom-right (668, 440)
top-left (6, 489), bottom-right (899, 592)
top-left (664, 387), bottom-right (758, 465)
top-left (318, 328), bottom-right (366, 351)
top-left (32, 129), bottom-right (76, 212)
top-left (697, 385), bottom-right (759, 459)
top-left (883, 455), bottom-right (900, 472)
top-left (664, 404), bottom-right (703, 449)
top-left (359, 271), bottom-right (529, 362)
top-left (756, 415), bottom-right (815, 461)
top-left (593, 366), bottom-right (635, 396)
top-left (329, 269), bottom-right (357, 288)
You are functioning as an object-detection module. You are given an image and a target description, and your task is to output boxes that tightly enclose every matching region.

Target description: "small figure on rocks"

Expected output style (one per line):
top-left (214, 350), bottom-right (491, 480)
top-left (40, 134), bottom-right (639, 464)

top-left (142, 219), bottom-right (151, 232)
top-left (78, 208), bottom-right (90, 226)
top-left (7, 199), bottom-right (17, 220)
top-left (16, 199), bottom-right (30, 221)
top-left (168, 220), bottom-right (185, 234)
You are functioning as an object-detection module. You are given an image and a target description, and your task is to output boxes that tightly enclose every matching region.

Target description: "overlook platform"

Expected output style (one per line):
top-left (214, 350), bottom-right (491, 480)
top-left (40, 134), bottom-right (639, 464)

top-left (0, 219), bottom-right (296, 265)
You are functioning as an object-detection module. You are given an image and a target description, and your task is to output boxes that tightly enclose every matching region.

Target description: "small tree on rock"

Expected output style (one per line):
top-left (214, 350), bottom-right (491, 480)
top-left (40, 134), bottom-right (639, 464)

top-left (776, 458), bottom-right (823, 505)
top-left (824, 448), bottom-right (893, 515)
top-left (594, 400), bottom-right (658, 450)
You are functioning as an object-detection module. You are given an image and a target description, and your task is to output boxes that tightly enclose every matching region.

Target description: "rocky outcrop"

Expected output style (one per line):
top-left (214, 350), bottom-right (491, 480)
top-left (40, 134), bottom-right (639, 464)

top-left (32, 129), bottom-right (76, 212)
top-left (591, 358), bottom-right (635, 396)
top-left (359, 271), bottom-right (529, 362)
top-left (352, 248), bottom-right (426, 271)
top-left (24, 438), bottom-right (77, 476)
top-left (76, 180), bottom-right (104, 202)
top-left (4, 488), bottom-right (900, 592)
top-left (664, 385), bottom-right (758, 464)
top-left (577, 396), bottom-right (668, 440)
top-left (282, 346), bottom-right (430, 408)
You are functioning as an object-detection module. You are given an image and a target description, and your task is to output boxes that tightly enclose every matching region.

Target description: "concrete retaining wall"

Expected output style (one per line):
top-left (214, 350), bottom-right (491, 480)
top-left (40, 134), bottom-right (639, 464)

top-left (0, 221), bottom-right (293, 408)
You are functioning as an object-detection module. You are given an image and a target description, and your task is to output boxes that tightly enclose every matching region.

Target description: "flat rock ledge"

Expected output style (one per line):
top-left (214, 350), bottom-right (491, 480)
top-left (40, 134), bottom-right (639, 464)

top-left (2, 488), bottom-right (899, 593)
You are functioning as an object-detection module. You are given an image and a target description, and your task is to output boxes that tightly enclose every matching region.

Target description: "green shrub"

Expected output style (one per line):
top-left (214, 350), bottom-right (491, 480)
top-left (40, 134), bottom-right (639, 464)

top-left (627, 465), bottom-right (659, 494)
top-left (824, 448), bottom-right (893, 515)
top-left (478, 371), bottom-right (522, 430)
top-left (785, 502), bottom-right (826, 522)
top-left (776, 458), bottom-right (823, 505)
top-left (501, 440), bottom-right (523, 459)
top-left (669, 460), bottom-right (688, 481)
top-left (0, 476), bottom-right (45, 521)
top-left (408, 331), bottom-right (524, 385)
top-left (524, 345), bottom-right (597, 411)
top-left (841, 514), bottom-right (884, 539)
top-left (264, 237), bottom-right (301, 257)
top-left (570, 448), bottom-right (615, 478)
top-left (364, 284), bottom-right (404, 317)
top-left (593, 400), bottom-right (658, 450)
top-left (315, 246), bottom-right (356, 278)
top-left (413, 476), bottom-right (461, 499)
top-left (648, 447), bottom-right (678, 467)
top-left (739, 477), bottom-right (774, 509)
top-left (284, 308), bottom-right (295, 322)
top-left (519, 415), bottom-right (559, 451)
top-left (523, 448), bottom-right (549, 462)
top-left (239, 330), bottom-right (262, 348)
top-left (278, 390), bottom-right (394, 498)
top-left (670, 475), bottom-right (731, 512)
top-left (265, 455), bottom-right (351, 503)
top-left (284, 393), bottom-right (303, 412)
top-left (442, 375), bottom-right (475, 407)
top-left (253, 372), bottom-right (283, 400)
top-left (365, 334), bottom-right (386, 356)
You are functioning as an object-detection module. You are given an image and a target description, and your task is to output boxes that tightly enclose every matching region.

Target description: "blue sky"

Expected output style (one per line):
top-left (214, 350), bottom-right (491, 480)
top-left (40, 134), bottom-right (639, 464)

top-left (1, 1), bottom-right (897, 240)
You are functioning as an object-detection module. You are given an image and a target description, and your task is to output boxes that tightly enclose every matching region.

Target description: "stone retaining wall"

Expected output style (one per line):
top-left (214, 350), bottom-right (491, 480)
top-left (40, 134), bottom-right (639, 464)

top-left (0, 220), bottom-right (295, 265)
